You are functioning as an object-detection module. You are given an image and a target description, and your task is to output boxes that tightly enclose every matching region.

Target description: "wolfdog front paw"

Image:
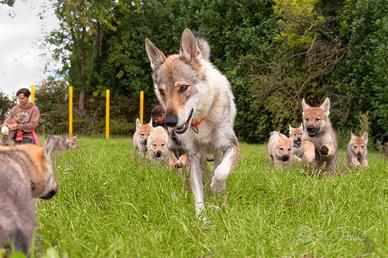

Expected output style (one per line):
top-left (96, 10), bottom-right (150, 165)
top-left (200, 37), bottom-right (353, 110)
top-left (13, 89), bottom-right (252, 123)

top-left (319, 145), bottom-right (329, 156)
top-left (174, 160), bottom-right (183, 168)
top-left (210, 177), bottom-right (226, 192)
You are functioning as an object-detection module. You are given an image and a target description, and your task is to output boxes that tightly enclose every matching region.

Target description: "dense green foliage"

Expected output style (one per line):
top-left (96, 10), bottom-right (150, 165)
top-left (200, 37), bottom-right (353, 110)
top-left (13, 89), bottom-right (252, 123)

top-left (43, 0), bottom-right (387, 145)
top-left (30, 138), bottom-right (387, 257)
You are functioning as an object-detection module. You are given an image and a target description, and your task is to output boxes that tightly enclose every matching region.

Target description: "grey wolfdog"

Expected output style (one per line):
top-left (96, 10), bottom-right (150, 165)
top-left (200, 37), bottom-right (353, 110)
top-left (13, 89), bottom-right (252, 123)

top-left (145, 28), bottom-right (239, 216)
top-left (0, 142), bottom-right (57, 255)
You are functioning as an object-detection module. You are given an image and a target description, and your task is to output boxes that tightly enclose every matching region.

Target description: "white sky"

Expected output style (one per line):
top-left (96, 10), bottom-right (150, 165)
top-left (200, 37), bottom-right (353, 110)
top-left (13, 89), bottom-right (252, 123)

top-left (0, 0), bottom-right (60, 97)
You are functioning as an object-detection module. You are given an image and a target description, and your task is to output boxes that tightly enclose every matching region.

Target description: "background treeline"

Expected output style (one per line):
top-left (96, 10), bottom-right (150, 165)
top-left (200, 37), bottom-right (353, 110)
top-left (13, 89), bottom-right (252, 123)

top-left (1, 0), bottom-right (387, 147)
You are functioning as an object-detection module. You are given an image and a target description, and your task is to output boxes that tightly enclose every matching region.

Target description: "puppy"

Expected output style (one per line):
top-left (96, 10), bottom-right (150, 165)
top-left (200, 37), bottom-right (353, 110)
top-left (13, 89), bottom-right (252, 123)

top-left (347, 132), bottom-right (368, 168)
top-left (289, 123), bottom-right (304, 160)
top-left (302, 97), bottom-right (337, 171)
top-left (147, 126), bottom-right (169, 164)
top-left (133, 118), bottom-right (152, 156)
top-left (268, 131), bottom-right (292, 166)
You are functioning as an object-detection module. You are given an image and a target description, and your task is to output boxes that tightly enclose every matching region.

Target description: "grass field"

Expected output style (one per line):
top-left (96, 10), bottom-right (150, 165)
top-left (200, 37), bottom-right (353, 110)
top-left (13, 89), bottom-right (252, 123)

top-left (30, 137), bottom-right (387, 257)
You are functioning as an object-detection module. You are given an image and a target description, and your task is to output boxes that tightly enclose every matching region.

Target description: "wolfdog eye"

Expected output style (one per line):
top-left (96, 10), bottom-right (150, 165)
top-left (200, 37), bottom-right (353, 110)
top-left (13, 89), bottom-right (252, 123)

top-left (315, 117), bottom-right (320, 121)
top-left (179, 85), bottom-right (189, 93)
top-left (288, 148), bottom-right (291, 151)
top-left (153, 144), bottom-right (157, 147)
top-left (294, 134), bottom-right (297, 137)
top-left (140, 133), bottom-right (144, 137)
top-left (361, 145), bottom-right (364, 148)
top-left (159, 88), bottom-right (165, 96)
top-left (280, 147), bottom-right (284, 151)
top-left (161, 144), bottom-right (165, 147)
top-left (305, 118), bottom-right (309, 122)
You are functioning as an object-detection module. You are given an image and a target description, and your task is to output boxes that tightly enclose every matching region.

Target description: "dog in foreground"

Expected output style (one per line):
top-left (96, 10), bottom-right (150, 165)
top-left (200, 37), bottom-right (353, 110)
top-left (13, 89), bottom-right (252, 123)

top-left (302, 97), bottom-right (337, 172)
top-left (145, 28), bottom-right (239, 216)
top-left (0, 142), bottom-right (57, 255)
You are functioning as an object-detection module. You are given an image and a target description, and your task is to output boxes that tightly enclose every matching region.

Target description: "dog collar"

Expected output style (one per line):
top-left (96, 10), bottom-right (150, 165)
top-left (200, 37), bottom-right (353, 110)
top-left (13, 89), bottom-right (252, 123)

top-left (192, 116), bottom-right (205, 127)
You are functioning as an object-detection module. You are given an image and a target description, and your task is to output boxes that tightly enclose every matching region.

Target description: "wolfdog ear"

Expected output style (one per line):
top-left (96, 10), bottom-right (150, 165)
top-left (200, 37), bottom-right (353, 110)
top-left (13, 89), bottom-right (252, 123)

top-left (43, 139), bottom-right (55, 159)
top-left (301, 98), bottom-right (310, 112)
top-left (288, 124), bottom-right (292, 133)
top-left (350, 132), bottom-right (356, 140)
top-left (299, 123), bottom-right (303, 130)
top-left (320, 97), bottom-right (330, 116)
top-left (136, 118), bottom-right (141, 130)
top-left (362, 132), bottom-right (368, 143)
top-left (148, 118), bottom-right (153, 127)
top-left (180, 28), bottom-right (201, 63)
top-left (145, 38), bottom-right (166, 71)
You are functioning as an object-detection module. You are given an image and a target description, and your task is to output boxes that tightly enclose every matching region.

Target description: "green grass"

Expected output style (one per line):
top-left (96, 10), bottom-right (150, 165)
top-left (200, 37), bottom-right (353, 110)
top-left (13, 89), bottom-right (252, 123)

top-left (31, 137), bottom-right (387, 257)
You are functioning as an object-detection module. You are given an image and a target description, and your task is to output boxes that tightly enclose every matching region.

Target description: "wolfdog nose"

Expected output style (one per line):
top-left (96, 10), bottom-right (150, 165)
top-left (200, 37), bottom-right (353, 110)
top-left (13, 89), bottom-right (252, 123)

top-left (282, 155), bottom-right (289, 161)
top-left (41, 189), bottom-right (57, 200)
top-left (165, 111), bottom-right (178, 127)
top-left (156, 151), bottom-right (162, 157)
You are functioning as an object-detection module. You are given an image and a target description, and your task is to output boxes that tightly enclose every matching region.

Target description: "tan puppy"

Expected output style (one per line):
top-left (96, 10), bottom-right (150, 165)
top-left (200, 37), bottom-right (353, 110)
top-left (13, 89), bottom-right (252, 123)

top-left (147, 126), bottom-right (169, 164)
top-left (133, 118), bottom-right (153, 156)
top-left (289, 123), bottom-right (304, 160)
top-left (302, 97), bottom-right (337, 171)
top-left (347, 132), bottom-right (368, 168)
top-left (268, 131), bottom-right (292, 166)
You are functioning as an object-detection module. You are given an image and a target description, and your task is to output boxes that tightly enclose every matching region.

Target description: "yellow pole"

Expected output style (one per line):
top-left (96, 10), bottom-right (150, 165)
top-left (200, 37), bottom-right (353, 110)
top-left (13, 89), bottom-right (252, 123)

top-left (139, 90), bottom-right (144, 124)
top-left (68, 86), bottom-right (73, 137)
top-left (30, 84), bottom-right (35, 104)
top-left (105, 89), bottom-right (110, 139)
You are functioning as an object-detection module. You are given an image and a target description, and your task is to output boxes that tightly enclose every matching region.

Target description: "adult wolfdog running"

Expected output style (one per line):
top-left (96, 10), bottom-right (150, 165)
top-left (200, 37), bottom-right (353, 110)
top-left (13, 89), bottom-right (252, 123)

top-left (145, 29), bottom-right (239, 216)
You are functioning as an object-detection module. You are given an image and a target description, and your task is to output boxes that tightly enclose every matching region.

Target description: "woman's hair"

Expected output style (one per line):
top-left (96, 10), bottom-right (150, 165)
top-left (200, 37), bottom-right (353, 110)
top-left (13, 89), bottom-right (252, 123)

top-left (16, 88), bottom-right (31, 97)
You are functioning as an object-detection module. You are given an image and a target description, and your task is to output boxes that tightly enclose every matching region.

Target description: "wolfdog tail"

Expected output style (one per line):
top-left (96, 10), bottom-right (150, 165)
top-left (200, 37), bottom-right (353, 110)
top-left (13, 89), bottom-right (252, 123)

top-left (193, 32), bottom-right (210, 61)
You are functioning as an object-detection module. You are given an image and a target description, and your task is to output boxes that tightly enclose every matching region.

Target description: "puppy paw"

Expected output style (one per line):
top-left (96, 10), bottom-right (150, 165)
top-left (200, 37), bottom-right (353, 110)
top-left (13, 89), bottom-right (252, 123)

top-left (174, 160), bottom-right (183, 168)
top-left (319, 145), bottom-right (329, 156)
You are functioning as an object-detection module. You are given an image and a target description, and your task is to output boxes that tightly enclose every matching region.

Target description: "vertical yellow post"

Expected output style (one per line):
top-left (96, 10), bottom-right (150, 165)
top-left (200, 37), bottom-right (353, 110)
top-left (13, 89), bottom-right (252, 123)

top-left (105, 89), bottom-right (110, 139)
top-left (139, 90), bottom-right (144, 124)
top-left (30, 84), bottom-right (35, 104)
top-left (68, 86), bottom-right (73, 137)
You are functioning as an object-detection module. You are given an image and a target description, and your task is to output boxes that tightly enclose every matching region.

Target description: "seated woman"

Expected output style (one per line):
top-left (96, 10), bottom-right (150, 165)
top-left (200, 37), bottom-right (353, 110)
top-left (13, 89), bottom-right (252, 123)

top-left (1, 88), bottom-right (40, 145)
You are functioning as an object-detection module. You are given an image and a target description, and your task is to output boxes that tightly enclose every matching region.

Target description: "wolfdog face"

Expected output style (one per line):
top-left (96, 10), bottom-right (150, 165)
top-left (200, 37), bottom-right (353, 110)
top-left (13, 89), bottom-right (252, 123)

top-left (289, 123), bottom-right (303, 147)
top-left (349, 132), bottom-right (368, 157)
top-left (145, 29), bottom-right (209, 134)
top-left (302, 97), bottom-right (331, 137)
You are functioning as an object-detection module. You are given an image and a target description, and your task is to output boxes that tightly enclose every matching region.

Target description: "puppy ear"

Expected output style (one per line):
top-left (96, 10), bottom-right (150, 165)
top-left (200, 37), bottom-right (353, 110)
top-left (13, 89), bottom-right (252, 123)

top-left (301, 98), bottom-right (310, 112)
top-left (145, 38), bottom-right (166, 71)
top-left (180, 28), bottom-right (201, 63)
top-left (351, 132), bottom-right (356, 140)
top-left (362, 132), bottom-right (368, 143)
top-left (288, 124), bottom-right (292, 134)
top-left (136, 118), bottom-right (141, 130)
top-left (43, 139), bottom-right (55, 159)
top-left (320, 97), bottom-right (330, 116)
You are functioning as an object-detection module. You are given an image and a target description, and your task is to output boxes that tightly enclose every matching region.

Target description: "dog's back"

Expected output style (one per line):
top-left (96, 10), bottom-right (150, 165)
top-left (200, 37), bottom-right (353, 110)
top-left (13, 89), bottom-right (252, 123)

top-left (46, 135), bottom-right (77, 151)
